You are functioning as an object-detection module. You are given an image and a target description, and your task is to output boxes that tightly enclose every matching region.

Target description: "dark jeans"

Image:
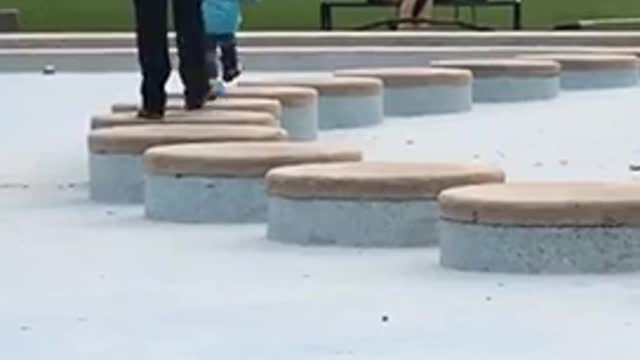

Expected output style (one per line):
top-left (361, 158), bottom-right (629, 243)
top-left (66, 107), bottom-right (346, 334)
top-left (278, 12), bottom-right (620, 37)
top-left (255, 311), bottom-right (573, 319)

top-left (205, 33), bottom-right (239, 81)
top-left (133, 0), bottom-right (210, 112)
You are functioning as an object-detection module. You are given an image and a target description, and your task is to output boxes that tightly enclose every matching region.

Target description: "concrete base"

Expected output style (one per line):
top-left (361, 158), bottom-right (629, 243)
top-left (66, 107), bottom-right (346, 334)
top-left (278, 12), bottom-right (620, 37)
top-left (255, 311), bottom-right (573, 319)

top-left (439, 220), bottom-right (640, 274)
top-left (89, 153), bottom-right (143, 203)
top-left (473, 76), bottom-right (560, 103)
top-left (267, 196), bottom-right (439, 247)
top-left (145, 175), bottom-right (267, 223)
top-left (560, 69), bottom-right (639, 90)
top-left (384, 85), bottom-right (472, 116)
top-left (281, 105), bottom-right (318, 141)
top-left (319, 94), bottom-right (383, 129)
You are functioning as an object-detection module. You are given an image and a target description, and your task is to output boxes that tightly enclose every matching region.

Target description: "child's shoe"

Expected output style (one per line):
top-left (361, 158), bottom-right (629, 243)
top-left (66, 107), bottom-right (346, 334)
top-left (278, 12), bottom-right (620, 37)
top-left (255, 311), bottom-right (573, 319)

top-left (210, 79), bottom-right (226, 96)
top-left (222, 66), bottom-right (242, 83)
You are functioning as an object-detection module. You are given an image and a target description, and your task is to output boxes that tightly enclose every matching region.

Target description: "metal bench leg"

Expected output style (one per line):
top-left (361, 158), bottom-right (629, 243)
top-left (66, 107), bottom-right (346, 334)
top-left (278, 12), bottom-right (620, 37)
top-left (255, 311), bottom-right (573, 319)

top-left (513, 2), bottom-right (522, 29)
top-left (320, 3), bottom-right (332, 30)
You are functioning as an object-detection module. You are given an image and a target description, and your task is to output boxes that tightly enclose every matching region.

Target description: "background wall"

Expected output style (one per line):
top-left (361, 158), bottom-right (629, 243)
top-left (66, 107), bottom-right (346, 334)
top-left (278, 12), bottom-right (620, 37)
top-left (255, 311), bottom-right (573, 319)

top-left (0, 0), bottom-right (638, 31)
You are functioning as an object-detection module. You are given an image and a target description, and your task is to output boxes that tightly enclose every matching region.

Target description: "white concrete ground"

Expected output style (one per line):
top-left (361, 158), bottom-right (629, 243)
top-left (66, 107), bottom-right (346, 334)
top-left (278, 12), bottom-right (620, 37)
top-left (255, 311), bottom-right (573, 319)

top-left (2, 72), bottom-right (640, 359)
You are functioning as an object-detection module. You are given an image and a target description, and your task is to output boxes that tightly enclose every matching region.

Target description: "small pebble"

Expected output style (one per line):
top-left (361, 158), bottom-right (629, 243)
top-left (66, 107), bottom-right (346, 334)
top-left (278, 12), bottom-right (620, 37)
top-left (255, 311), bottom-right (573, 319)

top-left (497, 282), bottom-right (504, 288)
top-left (302, 274), bottom-right (310, 279)
top-left (534, 162), bottom-right (543, 167)
top-left (19, 325), bottom-right (31, 332)
top-left (105, 210), bottom-right (115, 216)
top-left (625, 321), bottom-right (632, 327)
top-left (485, 296), bottom-right (492, 302)
top-left (381, 315), bottom-right (389, 322)
top-left (473, 154), bottom-right (480, 160)
top-left (43, 65), bottom-right (56, 75)
top-left (405, 139), bottom-right (414, 145)
top-left (629, 164), bottom-right (640, 172)
top-left (77, 316), bottom-right (88, 323)
top-left (559, 160), bottom-right (569, 166)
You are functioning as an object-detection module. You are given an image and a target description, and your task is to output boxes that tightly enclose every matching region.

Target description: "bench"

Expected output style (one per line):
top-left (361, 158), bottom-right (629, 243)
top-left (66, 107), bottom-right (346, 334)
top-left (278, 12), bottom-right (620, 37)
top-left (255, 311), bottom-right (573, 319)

top-left (320, 0), bottom-right (522, 30)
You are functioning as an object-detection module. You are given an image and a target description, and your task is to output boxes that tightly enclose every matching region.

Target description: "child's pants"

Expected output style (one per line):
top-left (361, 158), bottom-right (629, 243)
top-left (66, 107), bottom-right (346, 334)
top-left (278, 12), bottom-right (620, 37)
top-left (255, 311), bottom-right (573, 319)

top-left (205, 33), bottom-right (239, 80)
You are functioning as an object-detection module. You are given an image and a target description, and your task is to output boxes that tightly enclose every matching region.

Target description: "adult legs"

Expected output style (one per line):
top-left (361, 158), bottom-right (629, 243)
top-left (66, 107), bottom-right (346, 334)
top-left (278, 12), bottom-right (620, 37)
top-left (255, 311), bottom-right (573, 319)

top-left (172, 0), bottom-right (211, 107)
top-left (133, 0), bottom-right (170, 114)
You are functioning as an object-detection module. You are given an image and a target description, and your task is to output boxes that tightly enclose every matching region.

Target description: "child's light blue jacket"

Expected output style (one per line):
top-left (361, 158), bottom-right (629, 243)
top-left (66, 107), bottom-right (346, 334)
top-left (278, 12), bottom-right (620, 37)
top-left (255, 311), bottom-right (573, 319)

top-left (203, 0), bottom-right (255, 35)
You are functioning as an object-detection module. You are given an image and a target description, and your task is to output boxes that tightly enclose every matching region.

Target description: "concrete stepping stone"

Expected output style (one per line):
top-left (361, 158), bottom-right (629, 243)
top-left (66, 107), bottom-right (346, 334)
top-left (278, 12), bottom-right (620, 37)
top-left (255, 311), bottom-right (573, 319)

top-left (91, 110), bottom-right (278, 129)
top-left (334, 67), bottom-right (472, 116)
top-left (168, 86), bottom-right (318, 141)
top-left (266, 162), bottom-right (505, 247)
top-left (431, 59), bottom-right (561, 103)
top-left (240, 77), bottom-right (383, 129)
top-left (439, 182), bottom-right (640, 274)
top-left (144, 142), bottom-right (362, 223)
top-left (88, 124), bottom-right (286, 203)
top-left (517, 53), bottom-right (639, 89)
top-left (110, 97), bottom-right (282, 120)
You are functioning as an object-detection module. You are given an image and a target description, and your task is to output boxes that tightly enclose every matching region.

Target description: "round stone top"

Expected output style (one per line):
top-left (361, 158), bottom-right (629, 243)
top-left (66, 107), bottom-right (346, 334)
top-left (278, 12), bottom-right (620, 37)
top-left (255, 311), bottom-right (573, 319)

top-left (439, 182), bottom-right (640, 226)
top-left (88, 125), bottom-right (287, 155)
top-left (91, 110), bottom-right (278, 130)
top-left (334, 67), bottom-right (472, 87)
top-left (517, 53), bottom-right (639, 71)
top-left (267, 162), bottom-right (505, 200)
top-left (224, 86), bottom-right (318, 107)
top-left (431, 59), bottom-right (561, 78)
top-left (239, 77), bottom-right (383, 96)
top-left (111, 97), bottom-right (282, 119)
top-left (144, 142), bottom-right (363, 177)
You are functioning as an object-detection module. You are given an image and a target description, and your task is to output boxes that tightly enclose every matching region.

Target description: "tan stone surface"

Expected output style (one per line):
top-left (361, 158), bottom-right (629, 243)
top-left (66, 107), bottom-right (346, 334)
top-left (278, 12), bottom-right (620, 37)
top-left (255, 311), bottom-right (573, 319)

top-left (88, 124), bottom-right (287, 155)
top-left (439, 182), bottom-right (640, 226)
top-left (239, 77), bottom-right (383, 96)
top-left (144, 142), bottom-right (362, 177)
top-left (110, 98), bottom-right (282, 119)
top-left (431, 59), bottom-right (561, 78)
top-left (334, 67), bottom-right (472, 87)
top-left (223, 86), bottom-right (318, 107)
top-left (517, 53), bottom-right (639, 71)
top-left (267, 162), bottom-right (505, 200)
top-left (91, 110), bottom-right (279, 129)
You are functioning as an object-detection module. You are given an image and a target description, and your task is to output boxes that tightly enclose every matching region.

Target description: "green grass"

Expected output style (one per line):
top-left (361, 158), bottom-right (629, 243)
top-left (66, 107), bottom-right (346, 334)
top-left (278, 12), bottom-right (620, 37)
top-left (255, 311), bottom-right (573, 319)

top-left (1, 0), bottom-right (640, 31)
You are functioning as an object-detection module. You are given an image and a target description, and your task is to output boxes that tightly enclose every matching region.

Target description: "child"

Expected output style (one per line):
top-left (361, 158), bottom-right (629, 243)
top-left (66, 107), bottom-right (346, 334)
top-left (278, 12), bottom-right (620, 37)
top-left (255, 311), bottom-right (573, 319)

top-left (202, 0), bottom-right (251, 90)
